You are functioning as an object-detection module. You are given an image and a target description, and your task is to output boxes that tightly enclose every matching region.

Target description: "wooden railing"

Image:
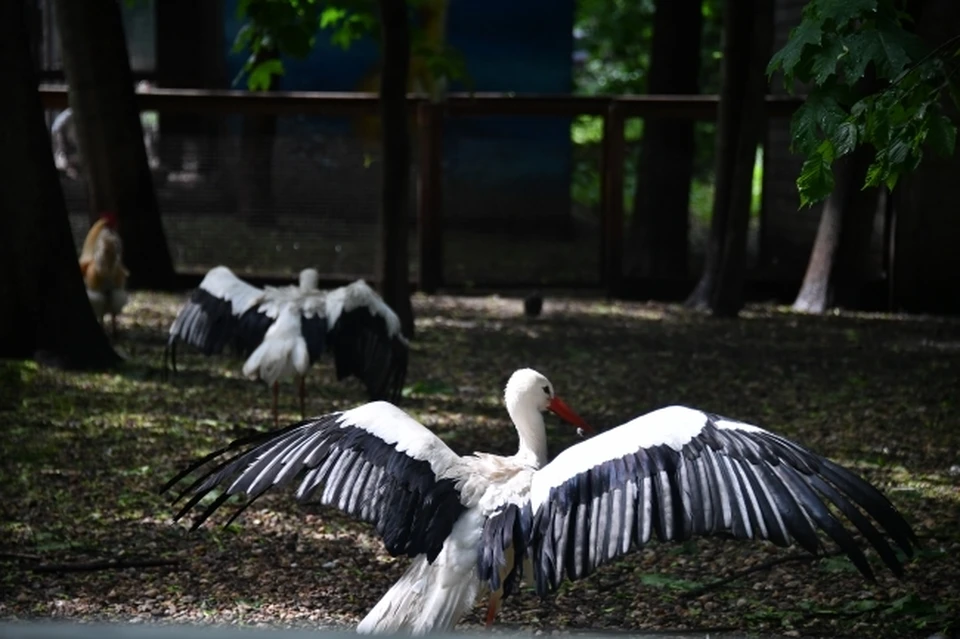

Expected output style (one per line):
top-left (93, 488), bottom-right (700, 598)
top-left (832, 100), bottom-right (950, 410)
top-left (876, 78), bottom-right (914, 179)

top-left (38, 86), bottom-right (804, 295)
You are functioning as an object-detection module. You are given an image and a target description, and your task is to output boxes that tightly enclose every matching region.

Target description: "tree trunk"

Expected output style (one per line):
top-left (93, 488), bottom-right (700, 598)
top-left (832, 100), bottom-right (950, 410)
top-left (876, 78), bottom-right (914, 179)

top-left (0, 0), bottom-right (120, 369)
top-left (793, 151), bottom-right (878, 313)
top-left (377, 0), bottom-right (415, 338)
top-left (686, 0), bottom-right (774, 316)
top-left (626, 0), bottom-right (703, 278)
top-left (237, 48), bottom-right (280, 228)
top-left (53, 0), bottom-right (177, 291)
top-left (156, 0), bottom-right (225, 182)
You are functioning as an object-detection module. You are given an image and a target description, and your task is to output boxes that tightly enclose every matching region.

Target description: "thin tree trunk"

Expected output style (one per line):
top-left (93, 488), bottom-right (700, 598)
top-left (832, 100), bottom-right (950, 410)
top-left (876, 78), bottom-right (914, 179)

top-left (377, 0), bottom-right (415, 338)
top-left (793, 151), bottom-right (878, 312)
top-left (238, 48), bottom-right (279, 228)
top-left (792, 161), bottom-right (849, 312)
top-left (53, 0), bottom-right (177, 291)
top-left (687, 0), bottom-right (774, 316)
top-left (156, 0), bottom-right (224, 182)
top-left (626, 0), bottom-right (703, 278)
top-left (0, 0), bottom-right (120, 369)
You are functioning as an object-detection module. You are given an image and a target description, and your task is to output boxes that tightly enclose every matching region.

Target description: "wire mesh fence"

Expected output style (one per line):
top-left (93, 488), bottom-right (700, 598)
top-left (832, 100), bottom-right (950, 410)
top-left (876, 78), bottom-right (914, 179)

top-left (43, 88), bottom-right (890, 298)
top-left (52, 104), bottom-right (606, 289)
top-left (58, 110), bottom-right (396, 283)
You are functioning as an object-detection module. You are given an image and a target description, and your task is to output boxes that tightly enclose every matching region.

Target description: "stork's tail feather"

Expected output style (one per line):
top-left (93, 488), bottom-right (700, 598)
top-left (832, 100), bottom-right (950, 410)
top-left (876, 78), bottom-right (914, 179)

top-left (356, 555), bottom-right (480, 635)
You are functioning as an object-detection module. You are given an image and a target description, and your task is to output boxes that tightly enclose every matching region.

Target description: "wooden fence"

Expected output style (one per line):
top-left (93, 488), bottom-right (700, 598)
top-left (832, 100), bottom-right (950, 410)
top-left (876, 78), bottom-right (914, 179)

top-left (38, 86), bottom-right (804, 296)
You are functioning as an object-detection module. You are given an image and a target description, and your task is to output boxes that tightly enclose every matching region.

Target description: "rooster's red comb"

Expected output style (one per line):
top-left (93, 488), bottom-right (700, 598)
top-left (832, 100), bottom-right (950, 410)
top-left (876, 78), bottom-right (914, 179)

top-left (100, 211), bottom-right (118, 228)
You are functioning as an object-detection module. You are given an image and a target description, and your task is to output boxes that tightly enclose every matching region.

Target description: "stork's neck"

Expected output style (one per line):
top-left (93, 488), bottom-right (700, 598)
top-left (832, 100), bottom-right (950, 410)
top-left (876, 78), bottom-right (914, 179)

top-left (508, 404), bottom-right (548, 468)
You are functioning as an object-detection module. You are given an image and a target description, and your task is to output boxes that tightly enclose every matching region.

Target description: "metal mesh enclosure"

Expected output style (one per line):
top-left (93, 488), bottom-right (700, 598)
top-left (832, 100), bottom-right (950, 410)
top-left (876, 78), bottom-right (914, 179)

top-left (55, 106), bottom-right (604, 288)
top-left (441, 115), bottom-right (600, 287)
top-left (58, 109), bottom-right (419, 283)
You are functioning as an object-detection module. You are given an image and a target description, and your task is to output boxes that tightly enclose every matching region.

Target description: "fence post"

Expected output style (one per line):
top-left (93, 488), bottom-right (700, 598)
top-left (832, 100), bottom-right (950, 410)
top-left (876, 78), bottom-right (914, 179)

top-left (600, 101), bottom-right (625, 297)
top-left (417, 101), bottom-right (443, 294)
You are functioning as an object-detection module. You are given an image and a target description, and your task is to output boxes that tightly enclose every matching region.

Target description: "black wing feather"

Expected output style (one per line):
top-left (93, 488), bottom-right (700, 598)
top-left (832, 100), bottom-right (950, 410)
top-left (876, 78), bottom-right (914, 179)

top-left (527, 413), bottom-right (917, 596)
top-left (328, 307), bottom-right (408, 402)
top-left (162, 413), bottom-right (465, 563)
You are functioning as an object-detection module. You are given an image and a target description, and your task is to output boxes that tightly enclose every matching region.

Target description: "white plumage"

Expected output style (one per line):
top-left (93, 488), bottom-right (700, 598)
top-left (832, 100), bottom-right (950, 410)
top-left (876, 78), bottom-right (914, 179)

top-left (241, 305), bottom-right (310, 386)
top-left (164, 266), bottom-right (408, 424)
top-left (163, 368), bottom-right (916, 634)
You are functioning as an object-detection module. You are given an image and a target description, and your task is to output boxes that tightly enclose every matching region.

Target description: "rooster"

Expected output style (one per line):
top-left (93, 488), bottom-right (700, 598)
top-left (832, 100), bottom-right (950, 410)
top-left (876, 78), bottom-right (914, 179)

top-left (79, 212), bottom-right (129, 337)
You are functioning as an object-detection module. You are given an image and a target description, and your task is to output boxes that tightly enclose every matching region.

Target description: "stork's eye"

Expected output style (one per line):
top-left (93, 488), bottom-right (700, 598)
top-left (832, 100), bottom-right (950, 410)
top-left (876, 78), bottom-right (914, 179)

top-left (542, 385), bottom-right (551, 396)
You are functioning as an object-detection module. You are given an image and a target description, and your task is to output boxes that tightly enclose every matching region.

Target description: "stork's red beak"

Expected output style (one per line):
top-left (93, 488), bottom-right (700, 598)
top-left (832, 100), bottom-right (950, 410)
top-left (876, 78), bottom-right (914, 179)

top-left (547, 396), bottom-right (594, 434)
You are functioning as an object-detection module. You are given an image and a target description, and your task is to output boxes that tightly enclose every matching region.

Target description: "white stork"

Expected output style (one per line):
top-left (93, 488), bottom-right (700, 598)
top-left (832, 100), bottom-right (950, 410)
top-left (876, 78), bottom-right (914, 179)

top-left (162, 368), bottom-right (916, 634)
top-left (163, 266), bottom-right (408, 424)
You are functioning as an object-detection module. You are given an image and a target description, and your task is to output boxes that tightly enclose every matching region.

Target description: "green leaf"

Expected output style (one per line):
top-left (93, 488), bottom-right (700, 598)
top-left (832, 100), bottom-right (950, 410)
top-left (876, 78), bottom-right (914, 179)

top-left (797, 143), bottom-right (836, 207)
top-left (790, 101), bottom-right (821, 155)
top-left (926, 114), bottom-right (958, 157)
top-left (816, 0), bottom-right (877, 28)
top-left (247, 58), bottom-right (284, 91)
top-left (767, 19), bottom-right (823, 82)
top-left (320, 7), bottom-right (347, 28)
top-left (842, 18), bottom-right (913, 82)
top-left (832, 120), bottom-right (859, 156)
top-left (232, 23), bottom-right (255, 53)
top-left (811, 35), bottom-right (846, 84)
top-left (791, 92), bottom-right (848, 155)
top-left (885, 170), bottom-right (900, 190)
top-left (887, 136), bottom-right (911, 165)
top-left (865, 152), bottom-right (888, 188)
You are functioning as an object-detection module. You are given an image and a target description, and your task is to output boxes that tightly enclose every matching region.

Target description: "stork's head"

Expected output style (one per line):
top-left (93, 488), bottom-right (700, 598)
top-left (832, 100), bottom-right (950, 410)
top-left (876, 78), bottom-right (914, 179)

top-left (504, 368), bottom-right (592, 434)
top-left (299, 268), bottom-right (320, 291)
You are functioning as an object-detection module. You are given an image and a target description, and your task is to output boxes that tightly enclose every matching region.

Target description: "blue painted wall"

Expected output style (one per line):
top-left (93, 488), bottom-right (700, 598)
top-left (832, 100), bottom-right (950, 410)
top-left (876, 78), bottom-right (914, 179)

top-left (223, 0), bottom-right (574, 223)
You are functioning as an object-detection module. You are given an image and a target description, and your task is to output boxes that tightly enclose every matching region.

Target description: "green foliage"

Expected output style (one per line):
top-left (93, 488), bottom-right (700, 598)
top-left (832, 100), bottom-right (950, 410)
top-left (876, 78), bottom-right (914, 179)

top-left (571, 0), bottom-right (723, 219)
top-left (231, 0), bottom-right (466, 93)
top-left (231, 0), bottom-right (329, 90)
top-left (317, 2), bottom-right (376, 50)
top-left (767, 0), bottom-right (960, 207)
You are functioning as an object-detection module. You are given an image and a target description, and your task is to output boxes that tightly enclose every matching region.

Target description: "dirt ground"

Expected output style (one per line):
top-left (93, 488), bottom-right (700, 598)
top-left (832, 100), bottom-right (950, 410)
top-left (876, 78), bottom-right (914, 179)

top-left (1, 292), bottom-right (958, 638)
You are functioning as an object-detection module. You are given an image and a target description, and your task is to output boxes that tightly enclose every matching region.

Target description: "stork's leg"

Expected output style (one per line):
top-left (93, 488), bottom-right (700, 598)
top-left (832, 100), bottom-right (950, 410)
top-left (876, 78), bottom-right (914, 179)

top-left (111, 314), bottom-right (117, 339)
top-left (484, 591), bottom-right (503, 629)
top-left (299, 376), bottom-right (306, 418)
top-left (272, 381), bottom-right (279, 427)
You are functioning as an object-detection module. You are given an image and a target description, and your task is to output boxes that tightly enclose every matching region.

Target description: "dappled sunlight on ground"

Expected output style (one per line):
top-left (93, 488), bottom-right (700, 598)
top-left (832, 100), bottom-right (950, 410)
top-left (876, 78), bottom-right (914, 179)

top-left (2, 291), bottom-right (959, 637)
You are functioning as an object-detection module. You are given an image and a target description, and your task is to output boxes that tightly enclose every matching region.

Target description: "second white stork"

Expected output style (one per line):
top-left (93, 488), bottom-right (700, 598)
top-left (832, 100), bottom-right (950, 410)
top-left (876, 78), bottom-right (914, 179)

top-left (163, 266), bottom-right (408, 424)
top-left (162, 368), bottom-right (916, 634)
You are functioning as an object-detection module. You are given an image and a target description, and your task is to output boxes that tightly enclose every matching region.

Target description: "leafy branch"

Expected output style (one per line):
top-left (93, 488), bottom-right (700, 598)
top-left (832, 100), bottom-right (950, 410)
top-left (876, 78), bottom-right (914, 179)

top-left (232, 0), bottom-right (329, 91)
top-left (767, 0), bottom-right (959, 207)
top-left (231, 0), bottom-right (468, 94)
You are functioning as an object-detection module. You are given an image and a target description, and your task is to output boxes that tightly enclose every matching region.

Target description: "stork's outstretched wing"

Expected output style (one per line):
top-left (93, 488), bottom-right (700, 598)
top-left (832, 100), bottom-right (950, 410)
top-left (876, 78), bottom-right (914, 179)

top-left (163, 268), bottom-right (329, 377)
top-left (504, 406), bottom-right (916, 597)
top-left (325, 280), bottom-right (409, 402)
top-left (162, 401), bottom-right (466, 562)
top-left (163, 267), bottom-right (267, 375)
